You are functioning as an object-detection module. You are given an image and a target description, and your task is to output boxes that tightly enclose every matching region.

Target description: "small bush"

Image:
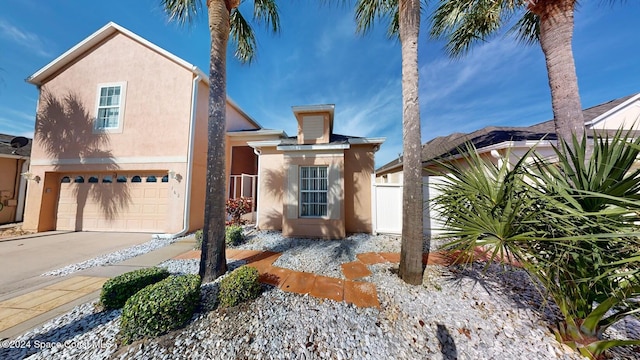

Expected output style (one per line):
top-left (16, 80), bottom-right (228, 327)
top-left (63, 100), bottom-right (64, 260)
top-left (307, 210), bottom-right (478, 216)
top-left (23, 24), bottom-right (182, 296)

top-left (194, 229), bottom-right (203, 250)
top-left (218, 266), bottom-right (261, 308)
top-left (119, 274), bottom-right (201, 345)
top-left (225, 225), bottom-right (244, 246)
top-left (100, 267), bottom-right (170, 310)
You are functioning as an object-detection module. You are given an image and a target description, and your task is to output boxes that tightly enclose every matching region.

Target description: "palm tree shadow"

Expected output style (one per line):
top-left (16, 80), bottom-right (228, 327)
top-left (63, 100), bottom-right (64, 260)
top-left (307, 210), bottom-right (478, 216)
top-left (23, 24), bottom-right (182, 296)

top-left (35, 91), bottom-right (131, 229)
top-left (0, 308), bottom-right (120, 359)
top-left (436, 323), bottom-right (458, 360)
top-left (441, 262), bottom-right (560, 324)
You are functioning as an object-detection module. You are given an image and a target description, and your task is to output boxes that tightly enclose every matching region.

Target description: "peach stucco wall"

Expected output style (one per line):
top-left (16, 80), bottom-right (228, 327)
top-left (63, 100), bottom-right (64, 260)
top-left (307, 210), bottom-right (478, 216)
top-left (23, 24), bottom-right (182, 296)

top-left (23, 32), bottom-right (196, 233)
top-left (256, 149), bottom-right (285, 230)
top-left (257, 145), bottom-right (376, 239)
top-left (282, 151), bottom-right (345, 239)
top-left (344, 145), bottom-right (375, 233)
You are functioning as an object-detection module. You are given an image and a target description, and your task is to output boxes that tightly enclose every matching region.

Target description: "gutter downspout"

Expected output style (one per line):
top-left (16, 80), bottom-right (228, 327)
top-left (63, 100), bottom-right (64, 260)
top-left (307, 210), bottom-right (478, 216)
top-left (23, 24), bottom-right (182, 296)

top-left (253, 147), bottom-right (262, 229)
top-left (490, 149), bottom-right (504, 169)
top-left (15, 159), bottom-right (29, 222)
top-left (153, 72), bottom-right (200, 239)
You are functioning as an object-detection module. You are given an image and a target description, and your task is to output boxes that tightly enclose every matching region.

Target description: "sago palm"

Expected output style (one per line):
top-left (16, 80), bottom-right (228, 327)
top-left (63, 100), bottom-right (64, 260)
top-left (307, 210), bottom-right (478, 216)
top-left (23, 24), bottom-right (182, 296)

top-left (161, 0), bottom-right (280, 282)
top-left (353, 0), bottom-right (425, 285)
top-left (430, 0), bottom-right (610, 146)
top-left (433, 131), bottom-right (640, 359)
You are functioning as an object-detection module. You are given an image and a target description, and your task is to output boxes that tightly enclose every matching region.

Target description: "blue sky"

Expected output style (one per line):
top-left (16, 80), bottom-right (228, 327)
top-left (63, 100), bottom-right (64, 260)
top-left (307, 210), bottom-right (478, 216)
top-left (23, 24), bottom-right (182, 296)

top-left (1, 1), bottom-right (639, 167)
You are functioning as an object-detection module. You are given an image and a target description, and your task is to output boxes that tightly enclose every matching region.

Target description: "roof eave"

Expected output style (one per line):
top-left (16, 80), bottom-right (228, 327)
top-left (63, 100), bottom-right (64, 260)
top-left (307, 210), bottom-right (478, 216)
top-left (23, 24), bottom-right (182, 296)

top-left (27, 22), bottom-right (202, 86)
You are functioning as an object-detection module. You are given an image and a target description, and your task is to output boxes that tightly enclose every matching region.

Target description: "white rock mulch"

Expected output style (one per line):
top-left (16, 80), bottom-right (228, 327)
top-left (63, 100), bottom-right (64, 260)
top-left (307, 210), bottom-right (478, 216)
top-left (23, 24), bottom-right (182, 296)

top-left (3, 230), bottom-right (639, 360)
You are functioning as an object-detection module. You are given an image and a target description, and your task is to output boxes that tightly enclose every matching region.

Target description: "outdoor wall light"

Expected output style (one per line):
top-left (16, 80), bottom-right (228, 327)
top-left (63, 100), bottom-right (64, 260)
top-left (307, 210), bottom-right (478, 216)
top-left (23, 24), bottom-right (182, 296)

top-left (168, 170), bottom-right (179, 180)
top-left (21, 172), bottom-right (41, 183)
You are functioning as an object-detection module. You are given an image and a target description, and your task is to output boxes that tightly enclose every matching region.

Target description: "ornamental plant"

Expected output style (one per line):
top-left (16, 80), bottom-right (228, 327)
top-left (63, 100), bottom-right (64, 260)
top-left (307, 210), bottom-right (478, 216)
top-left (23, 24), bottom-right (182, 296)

top-left (225, 197), bottom-right (252, 225)
top-left (218, 266), bottom-right (261, 308)
top-left (225, 225), bottom-right (244, 246)
top-left (100, 267), bottom-right (170, 310)
top-left (432, 130), bottom-right (640, 359)
top-left (119, 274), bottom-right (201, 345)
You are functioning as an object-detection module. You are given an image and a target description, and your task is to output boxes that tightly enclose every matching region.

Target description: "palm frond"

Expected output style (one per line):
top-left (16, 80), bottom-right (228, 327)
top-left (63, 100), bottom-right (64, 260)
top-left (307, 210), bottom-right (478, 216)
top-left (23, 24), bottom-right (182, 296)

top-left (230, 8), bottom-right (258, 64)
top-left (160, 0), bottom-right (202, 25)
top-left (355, 0), bottom-right (399, 38)
top-left (253, 0), bottom-right (281, 33)
top-left (509, 10), bottom-right (539, 44)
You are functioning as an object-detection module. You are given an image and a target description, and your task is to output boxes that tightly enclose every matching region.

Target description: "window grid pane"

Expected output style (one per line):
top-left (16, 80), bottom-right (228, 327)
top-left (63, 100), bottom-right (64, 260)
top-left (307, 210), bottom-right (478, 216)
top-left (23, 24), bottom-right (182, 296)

top-left (96, 85), bottom-right (122, 129)
top-left (300, 166), bottom-right (328, 217)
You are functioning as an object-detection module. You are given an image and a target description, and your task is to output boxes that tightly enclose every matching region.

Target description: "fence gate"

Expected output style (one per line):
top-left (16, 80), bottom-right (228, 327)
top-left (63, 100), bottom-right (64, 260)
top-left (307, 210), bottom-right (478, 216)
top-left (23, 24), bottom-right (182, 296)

top-left (372, 176), bottom-right (445, 236)
top-left (372, 183), bottom-right (403, 234)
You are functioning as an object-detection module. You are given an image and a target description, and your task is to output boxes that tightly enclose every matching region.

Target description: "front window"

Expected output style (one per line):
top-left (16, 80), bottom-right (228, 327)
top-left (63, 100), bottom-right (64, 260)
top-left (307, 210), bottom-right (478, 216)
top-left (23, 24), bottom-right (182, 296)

top-left (95, 82), bottom-right (126, 131)
top-left (300, 166), bottom-right (328, 217)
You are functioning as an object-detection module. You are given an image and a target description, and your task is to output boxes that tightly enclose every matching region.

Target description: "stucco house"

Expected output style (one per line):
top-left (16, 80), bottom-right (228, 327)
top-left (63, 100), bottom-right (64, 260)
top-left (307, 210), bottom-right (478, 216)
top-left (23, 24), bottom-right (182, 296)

top-left (0, 134), bottom-right (30, 225)
top-left (22, 22), bottom-right (384, 239)
top-left (375, 93), bottom-right (640, 236)
top-left (250, 105), bottom-right (384, 238)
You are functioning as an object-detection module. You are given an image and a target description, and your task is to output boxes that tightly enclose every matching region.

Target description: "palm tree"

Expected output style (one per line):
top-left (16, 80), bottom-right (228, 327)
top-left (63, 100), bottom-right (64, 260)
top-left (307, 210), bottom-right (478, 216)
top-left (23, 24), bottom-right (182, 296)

top-left (161, 0), bottom-right (280, 282)
top-left (431, 0), bottom-right (595, 145)
top-left (355, 0), bottom-right (424, 285)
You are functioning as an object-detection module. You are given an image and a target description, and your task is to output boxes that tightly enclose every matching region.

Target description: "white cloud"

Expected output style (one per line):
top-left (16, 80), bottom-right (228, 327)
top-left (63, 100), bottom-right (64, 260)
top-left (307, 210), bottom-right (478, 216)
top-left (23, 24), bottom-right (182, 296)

top-left (0, 18), bottom-right (52, 57)
top-left (334, 78), bottom-right (401, 137)
top-left (315, 11), bottom-right (357, 57)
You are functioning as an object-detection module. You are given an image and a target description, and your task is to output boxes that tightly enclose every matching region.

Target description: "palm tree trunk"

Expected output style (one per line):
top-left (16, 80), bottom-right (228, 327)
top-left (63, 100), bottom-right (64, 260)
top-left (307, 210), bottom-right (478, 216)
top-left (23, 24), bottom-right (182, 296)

top-left (533, 0), bottom-right (584, 145)
top-left (398, 0), bottom-right (424, 285)
top-left (199, 0), bottom-right (230, 282)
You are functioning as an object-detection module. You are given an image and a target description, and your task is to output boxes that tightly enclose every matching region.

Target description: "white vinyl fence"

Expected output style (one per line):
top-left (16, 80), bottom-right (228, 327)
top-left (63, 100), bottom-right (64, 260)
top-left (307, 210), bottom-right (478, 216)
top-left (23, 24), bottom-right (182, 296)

top-left (372, 176), bottom-right (446, 236)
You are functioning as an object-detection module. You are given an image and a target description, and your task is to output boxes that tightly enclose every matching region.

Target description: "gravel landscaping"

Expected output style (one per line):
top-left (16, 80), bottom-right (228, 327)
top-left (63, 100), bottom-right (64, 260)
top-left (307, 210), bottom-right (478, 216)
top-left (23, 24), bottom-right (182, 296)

top-left (3, 230), bottom-right (639, 359)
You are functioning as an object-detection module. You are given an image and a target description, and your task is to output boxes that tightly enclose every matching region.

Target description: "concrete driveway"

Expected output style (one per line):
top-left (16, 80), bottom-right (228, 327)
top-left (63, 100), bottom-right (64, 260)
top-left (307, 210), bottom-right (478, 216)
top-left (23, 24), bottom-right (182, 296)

top-left (0, 231), bottom-right (152, 297)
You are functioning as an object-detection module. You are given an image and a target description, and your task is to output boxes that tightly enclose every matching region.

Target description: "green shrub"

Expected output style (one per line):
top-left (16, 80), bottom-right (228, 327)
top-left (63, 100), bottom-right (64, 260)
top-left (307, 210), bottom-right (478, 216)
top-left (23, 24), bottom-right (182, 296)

top-left (195, 229), bottom-right (203, 250)
top-left (218, 266), bottom-right (261, 308)
top-left (225, 225), bottom-right (244, 246)
top-left (119, 274), bottom-right (201, 345)
top-left (432, 130), bottom-right (640, 358)
top-left (100, 267), bottom-right (170, 310)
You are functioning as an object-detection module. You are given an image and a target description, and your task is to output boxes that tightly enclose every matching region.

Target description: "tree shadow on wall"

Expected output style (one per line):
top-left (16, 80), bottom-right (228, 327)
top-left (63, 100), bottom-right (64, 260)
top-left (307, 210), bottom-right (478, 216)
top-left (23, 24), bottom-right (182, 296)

top-left (258, 166), bottom-right (370, 240)
top-left (35, 91), bottom-right (131, 230)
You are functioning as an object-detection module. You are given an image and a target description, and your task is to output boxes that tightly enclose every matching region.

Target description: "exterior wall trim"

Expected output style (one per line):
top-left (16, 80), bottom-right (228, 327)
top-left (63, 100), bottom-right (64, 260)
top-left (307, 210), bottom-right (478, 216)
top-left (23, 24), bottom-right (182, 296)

top-left (31, 156), bottom-right (187, 166)
top-left (277, 144), bottom-right (350, 151)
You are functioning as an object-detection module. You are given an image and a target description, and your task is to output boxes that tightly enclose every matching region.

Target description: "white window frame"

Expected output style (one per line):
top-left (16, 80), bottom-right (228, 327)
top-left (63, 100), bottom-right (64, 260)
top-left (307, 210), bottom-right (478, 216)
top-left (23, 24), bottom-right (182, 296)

top-left (299, 165), bottom-right (328, 218)
top-left (94, 82), bottom-right (127, 133)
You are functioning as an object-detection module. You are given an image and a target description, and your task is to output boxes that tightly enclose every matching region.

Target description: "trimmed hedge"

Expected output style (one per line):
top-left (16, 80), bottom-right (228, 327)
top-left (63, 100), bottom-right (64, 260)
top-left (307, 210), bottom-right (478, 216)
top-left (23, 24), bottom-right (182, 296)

top-left (100, 267), bottom-right (170, 310)
top-left (218, 266), bottom-right (261, 308)
top-left (119, 274), bottom-right (201, 345)
top-left (225, 225), bottom-right (244, 246)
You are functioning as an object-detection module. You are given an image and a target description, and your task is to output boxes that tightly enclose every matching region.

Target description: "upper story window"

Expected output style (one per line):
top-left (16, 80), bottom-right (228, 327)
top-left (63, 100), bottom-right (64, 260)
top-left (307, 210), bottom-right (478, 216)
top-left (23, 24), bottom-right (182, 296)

top-left (300, 166), bottom-right (328, 217)
top-left (95, 82), bottom-right (126, 132)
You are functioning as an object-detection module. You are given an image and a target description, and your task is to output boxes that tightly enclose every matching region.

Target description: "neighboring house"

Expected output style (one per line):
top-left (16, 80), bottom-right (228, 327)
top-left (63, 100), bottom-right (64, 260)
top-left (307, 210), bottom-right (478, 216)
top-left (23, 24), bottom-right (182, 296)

top-left (22, 22), bottom-right (384, 239)
top-left (375, 93), bottom-right (640, 235)
top-left (0, 134), bottom-right (31, 225)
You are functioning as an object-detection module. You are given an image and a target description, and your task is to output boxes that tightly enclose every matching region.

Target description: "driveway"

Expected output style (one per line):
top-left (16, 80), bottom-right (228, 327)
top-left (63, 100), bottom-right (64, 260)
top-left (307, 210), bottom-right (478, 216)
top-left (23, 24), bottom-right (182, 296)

top-left (0, 231), bottom-right (152, 297)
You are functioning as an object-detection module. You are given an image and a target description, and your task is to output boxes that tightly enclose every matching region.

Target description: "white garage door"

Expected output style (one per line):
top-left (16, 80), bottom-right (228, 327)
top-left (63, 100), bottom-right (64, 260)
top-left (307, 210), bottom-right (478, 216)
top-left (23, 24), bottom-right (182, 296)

top-left (56, 173), bottom-right (169, 232)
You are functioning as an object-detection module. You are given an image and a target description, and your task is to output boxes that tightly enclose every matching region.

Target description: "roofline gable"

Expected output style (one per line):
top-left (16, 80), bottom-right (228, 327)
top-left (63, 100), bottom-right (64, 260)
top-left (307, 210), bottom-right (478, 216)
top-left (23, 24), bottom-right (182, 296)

top-left (26, 22), bottom-right (205, 86)
top-left (585, 93), bottom-right (640, 127)
top-left (26, 22), bottom-right (265, 131)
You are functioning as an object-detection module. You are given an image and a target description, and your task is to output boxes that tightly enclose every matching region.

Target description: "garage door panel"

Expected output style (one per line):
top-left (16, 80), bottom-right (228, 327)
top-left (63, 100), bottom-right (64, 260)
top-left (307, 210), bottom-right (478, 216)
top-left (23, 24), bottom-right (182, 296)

top-left (56, 173), bottom-right (169, 232)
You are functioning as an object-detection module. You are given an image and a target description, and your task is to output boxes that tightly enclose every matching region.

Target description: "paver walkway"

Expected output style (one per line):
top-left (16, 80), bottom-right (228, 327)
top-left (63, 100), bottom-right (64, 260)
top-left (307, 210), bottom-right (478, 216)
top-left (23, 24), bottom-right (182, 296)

top-left (0, 276), bottom-right (108, 332)
top-left (175, 248), bottom-right (463, 309)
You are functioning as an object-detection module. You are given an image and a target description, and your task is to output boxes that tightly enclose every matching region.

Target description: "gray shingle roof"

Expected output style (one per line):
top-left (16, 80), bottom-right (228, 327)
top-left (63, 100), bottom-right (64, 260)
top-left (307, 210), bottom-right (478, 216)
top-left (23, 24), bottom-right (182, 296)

top-left (376, 93), bottom-right (638, 175)
top-left (0, 133), bottom-right (32, 157)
